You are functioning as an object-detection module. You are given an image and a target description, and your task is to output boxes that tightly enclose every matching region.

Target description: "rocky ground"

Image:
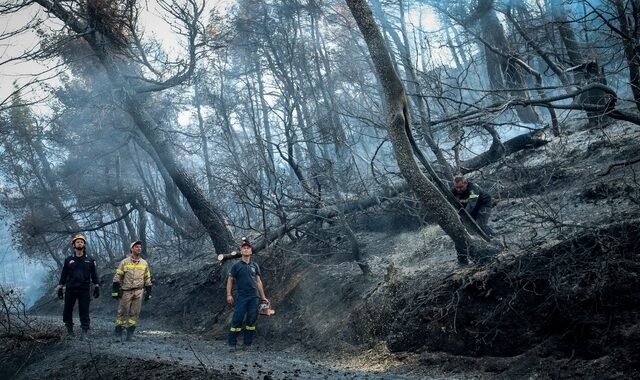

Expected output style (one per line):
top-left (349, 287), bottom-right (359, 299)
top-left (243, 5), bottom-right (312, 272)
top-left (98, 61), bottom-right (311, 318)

top-left (4, 119), bottom-right (640, 379)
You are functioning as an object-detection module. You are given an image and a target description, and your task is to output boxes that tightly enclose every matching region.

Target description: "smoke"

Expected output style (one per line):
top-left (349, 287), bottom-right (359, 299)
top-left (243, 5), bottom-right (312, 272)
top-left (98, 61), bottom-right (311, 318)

top-left (0, 219), bottom-right (48, 308)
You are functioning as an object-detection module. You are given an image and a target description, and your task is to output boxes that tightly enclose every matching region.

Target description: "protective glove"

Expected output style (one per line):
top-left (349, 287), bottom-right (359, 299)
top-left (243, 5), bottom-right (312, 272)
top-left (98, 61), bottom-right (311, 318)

top-left (144, 285), bottom-right (152, 301)
top-left (112, 283), bottom-right (122, 299)
top-left (93, 286), bottom-right (100, 299)
top-left (57, 287), bottom-right (64, 300)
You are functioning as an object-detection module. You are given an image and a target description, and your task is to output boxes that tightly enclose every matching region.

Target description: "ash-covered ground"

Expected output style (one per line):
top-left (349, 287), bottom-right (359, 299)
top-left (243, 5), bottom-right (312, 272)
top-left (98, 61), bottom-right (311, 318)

top-left (4, 120), bottom-right (640, 380)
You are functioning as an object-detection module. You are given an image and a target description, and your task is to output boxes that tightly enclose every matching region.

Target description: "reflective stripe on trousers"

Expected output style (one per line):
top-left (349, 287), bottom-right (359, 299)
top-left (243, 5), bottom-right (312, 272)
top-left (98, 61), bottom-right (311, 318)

top-left (116, 288), bottom-right (144, 328)
top-left (228, 296), bottom-right (259, 346)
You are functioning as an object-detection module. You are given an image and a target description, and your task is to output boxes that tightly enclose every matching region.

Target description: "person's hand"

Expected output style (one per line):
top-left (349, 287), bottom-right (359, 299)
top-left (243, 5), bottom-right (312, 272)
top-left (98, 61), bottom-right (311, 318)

top-left (112, 283), bottom-right (121, 299)
top-left (93, 286), bottom-right (100, 299)
top-left (226, 295), bottom-right (234, 305)
top-left (144, 285), bottom-right (152, 301)
top-left (57, 287), bottom-right (64, 300)
top-left (261, 298), bottom-right (270, 304)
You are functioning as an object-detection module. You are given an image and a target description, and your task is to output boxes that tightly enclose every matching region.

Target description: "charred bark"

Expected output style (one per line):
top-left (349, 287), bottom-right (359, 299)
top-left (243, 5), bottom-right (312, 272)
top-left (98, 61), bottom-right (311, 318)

top-left (460, 129), bottom-right (549, 174)
top-left (475, 0), bottom-right (540, 124)
top-left (371, 0), bottom-right (453, 182)
top-left (612, 0), bottom-right (640, 111)
top-left (346, 0), bottom-right (501, 262)
top-left (33, 0), bottom-right (236, 254)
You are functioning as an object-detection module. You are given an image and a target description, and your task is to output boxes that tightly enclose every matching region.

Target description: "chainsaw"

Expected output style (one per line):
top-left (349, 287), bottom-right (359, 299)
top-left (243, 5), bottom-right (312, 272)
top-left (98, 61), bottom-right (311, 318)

top-left (258, 299), bottom-right (275, 316)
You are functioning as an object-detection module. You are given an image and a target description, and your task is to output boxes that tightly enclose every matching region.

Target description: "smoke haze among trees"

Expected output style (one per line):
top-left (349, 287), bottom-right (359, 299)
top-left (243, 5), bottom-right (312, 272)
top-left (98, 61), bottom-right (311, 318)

top-left (0, 0), bottom-right (638, 271)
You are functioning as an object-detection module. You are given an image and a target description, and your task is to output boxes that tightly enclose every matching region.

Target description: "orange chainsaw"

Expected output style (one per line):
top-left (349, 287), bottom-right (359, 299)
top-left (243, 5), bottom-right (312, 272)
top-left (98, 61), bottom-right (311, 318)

top-left (258, 300), bottom-right (275, 316)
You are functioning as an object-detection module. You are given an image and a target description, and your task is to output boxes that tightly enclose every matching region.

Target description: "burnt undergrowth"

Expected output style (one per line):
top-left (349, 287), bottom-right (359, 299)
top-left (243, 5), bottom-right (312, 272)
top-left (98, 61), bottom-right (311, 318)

top-left (362, 220), bottom-right (640, 371)
top-left (0, 286), bottom-right (60, 379)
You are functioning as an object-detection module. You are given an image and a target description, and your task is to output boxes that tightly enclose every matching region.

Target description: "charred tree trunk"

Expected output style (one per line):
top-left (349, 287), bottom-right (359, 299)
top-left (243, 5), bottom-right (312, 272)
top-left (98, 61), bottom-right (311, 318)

top-left (371, 0), bottom-right (453, 182)
top-left (549, 0), bottom-right (605, 125)
top-left (119, 204), bottom-right (136, 242)
top-left (550, 0), bottom-right (584, 69)
top-left (310, 16), bottom-right (353, 182)
top-left (113, 206), bottom-right (130, 255)
top-left (476, 0), bottom-right (540, 124)
top-left (460, 129), bottom-right (549, 174)
top-left (194, 82), bottom-right (217, 196)
top-left (255, 62), bottom-right (277, 179)
top-left (612, 0), bottom-right (640, 111)
top-left (346, 0), bottom-right (501, 262)
top-left (33, 0), bottom-right (236, 254)
top-left (29, 134), bottom-right (83, 234)
top-left (443, 21), bottom-right (466, 70)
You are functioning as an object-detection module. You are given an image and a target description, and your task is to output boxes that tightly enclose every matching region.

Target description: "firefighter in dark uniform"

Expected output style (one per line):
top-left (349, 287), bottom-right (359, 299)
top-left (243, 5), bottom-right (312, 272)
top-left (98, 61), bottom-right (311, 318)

top-left (452, 176), bottom-right (495, 237)
top-left (57, 233), bottom-right (100, 338)
top-left (226, 238), bottom-right (268, 351)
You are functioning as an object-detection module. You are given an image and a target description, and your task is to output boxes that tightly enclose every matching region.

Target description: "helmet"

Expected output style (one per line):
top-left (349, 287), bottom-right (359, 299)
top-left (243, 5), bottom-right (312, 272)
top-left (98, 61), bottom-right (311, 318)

top-left (258, 300), bottom-right (275, 316)
top-left (71, 233), bottom-right (86, 245)
top-left (129, 240), bottom-right (142, 251)
top-left (240, 237), bottom-right (252, 249)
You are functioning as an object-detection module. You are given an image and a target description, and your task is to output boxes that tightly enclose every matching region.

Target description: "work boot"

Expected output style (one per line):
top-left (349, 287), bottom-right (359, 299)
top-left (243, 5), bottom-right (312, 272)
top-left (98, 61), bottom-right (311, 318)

top-left (114, 325), bottom-right (124, 341)
top-left (242, 344), bottom-right (254, 352)
top-left (65, 324), bottom-right (74, 337)
top-left (79, 328), bottom-right (89, 341)
top-left (125, 326), bottom-right (136, 342)
top-left (228, 345), bottom-right (237, 353)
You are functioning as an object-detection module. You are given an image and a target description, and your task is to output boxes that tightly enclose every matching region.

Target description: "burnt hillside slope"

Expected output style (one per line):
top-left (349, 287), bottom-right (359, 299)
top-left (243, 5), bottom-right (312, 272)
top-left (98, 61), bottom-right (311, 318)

top-left (28, 120), bottom-right (640, 379)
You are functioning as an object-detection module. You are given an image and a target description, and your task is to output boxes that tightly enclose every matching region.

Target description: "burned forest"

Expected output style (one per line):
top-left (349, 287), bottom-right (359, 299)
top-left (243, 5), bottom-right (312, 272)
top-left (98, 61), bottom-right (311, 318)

top-left (1, 0), bottom-right (639, 379)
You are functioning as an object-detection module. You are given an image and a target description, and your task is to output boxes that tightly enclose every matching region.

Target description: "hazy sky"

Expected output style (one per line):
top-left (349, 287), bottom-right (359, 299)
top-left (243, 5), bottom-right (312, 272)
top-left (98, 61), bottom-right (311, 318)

top-left (0, 1), bottom-right (233, 105)
top-left (0, 5), bottom-right (48, 104)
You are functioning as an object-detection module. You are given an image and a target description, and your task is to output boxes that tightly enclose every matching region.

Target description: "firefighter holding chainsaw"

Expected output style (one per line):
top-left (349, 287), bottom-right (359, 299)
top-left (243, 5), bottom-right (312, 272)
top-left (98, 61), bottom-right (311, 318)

top-left (111, 240), bottom-right (152, 342)
top-left (226, 238), bottom-right (269, 351)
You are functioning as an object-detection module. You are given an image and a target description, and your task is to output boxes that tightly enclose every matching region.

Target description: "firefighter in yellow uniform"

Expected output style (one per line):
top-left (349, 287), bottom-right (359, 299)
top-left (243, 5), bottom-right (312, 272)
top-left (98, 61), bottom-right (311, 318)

top-left (112, 240), bottom-right (152, 341)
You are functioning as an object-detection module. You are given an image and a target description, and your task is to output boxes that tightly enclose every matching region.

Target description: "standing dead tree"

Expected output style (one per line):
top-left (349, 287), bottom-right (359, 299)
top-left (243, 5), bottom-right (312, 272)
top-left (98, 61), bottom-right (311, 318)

top-left (345, 0), bottom-right (501, 263)
top-left (31, 0), bottom-right (235, 254)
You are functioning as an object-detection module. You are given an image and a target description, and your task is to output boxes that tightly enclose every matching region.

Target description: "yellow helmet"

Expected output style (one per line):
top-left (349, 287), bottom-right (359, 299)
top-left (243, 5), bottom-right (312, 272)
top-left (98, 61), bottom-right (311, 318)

top-left (71, 233), bottom-right (86, 245)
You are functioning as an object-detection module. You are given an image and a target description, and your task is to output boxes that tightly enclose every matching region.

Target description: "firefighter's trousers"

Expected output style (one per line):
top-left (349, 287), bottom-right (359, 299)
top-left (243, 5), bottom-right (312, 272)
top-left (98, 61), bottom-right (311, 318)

top-left (474, 207), bottom-right (495, 237)
top-left (116, 288), bottom-right (144, 327)
top-left (228, 296), bottom-right (259, 346)
top-left (63, 287), bottom-right (91, 329)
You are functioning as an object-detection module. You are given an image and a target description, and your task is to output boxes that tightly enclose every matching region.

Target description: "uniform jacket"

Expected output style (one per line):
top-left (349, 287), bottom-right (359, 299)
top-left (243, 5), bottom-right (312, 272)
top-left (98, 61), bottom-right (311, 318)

top-left (59, 253), bottom-right (99, 290)
top-left (113, 256), bottom-right (152, 290)
top-left (452, 182), bottom-right (492, 217)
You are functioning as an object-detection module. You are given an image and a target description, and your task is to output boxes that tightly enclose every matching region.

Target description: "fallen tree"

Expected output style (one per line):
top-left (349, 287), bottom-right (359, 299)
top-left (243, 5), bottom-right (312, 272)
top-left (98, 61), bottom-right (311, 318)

top-left (461, 128), bottom-right (550, 174)
top-left (227, 128), bottom-right (550, 259)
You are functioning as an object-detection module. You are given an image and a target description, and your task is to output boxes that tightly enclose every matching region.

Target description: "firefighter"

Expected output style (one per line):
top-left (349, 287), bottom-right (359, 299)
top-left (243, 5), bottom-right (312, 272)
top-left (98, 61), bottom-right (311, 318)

top-left (57, 233), bottom-right (100, 339)
top-left (111, 240), bottom-right (152, 342)
top-left (226, 238), bottom-right (269, 351)
top-left (452, 175), bottom-right (495, 238)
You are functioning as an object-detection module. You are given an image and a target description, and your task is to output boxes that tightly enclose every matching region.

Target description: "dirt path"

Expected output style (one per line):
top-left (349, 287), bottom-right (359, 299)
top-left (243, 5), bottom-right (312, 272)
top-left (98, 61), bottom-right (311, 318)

top-left (9, 316), bottom-right (474, 380)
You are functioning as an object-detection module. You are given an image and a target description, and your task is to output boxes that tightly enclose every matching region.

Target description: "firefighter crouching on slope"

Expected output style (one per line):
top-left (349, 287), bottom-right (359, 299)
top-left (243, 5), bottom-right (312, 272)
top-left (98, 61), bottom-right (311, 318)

top-left (57, 233), bottom-right (100, 339)
top-left (226, 238), bottom-right (269, 351)
top-left (452, 175), bottom-right (495, 238)
top-left (112, 240), bottom-right (152, 342)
